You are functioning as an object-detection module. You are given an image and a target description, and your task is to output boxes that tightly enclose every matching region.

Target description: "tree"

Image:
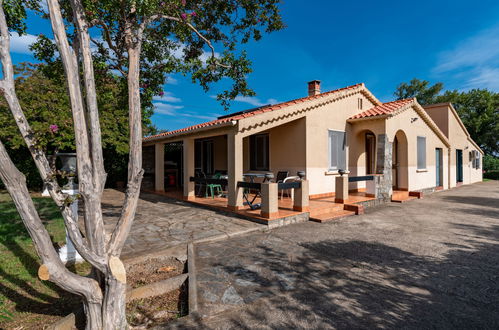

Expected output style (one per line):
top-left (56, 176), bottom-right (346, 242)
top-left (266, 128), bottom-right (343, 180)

top-left (0, 0), bottom-right (283, 328)
top-left (437, 89), bottom-right (499, 155)
top-left (394, 79), bottom-right (499, 155)
top-left (0, 63), bottom-right (150, 188)
top-left (394, 78), bottom-right (443, 105)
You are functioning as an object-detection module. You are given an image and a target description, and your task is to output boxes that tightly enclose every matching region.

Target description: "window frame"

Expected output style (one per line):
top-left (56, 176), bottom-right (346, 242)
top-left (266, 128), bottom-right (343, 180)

top-left (328, 129), bottom-right (346, 171)
top-left (249, 133), bottom-right (270, 171)
top-left (417, 136), bottom-right (426, 170)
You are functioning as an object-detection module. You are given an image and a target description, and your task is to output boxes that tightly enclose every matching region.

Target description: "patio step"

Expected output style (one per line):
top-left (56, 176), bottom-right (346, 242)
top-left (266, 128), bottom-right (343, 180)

top-left (391, 190), bottom-right (418, 203)
top-left (309, 203), bottom-right (345, 217)
top-left (309, 209), bottom-right (356, 223)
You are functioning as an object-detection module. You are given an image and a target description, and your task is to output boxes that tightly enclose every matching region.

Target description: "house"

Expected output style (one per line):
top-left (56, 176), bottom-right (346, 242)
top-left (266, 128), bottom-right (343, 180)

top-left (142, 81), bottom-right (483, 221)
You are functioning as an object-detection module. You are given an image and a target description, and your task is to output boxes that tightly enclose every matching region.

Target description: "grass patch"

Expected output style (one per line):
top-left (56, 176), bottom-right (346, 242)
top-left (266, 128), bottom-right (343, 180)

top-left (0, 191), bottom-right (90, 329)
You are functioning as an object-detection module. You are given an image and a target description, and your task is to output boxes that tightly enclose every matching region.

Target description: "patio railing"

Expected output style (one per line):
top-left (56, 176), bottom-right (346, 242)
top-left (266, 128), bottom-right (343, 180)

top-left (189, 176), bottom-right (228, 185)
top-left (348, 175), bottom-right (374, 182)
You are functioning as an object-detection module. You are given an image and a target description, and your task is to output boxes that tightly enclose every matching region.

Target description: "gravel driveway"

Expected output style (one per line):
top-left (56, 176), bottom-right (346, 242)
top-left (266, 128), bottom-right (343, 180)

top-left (168, 181), bottom-right (499, 329)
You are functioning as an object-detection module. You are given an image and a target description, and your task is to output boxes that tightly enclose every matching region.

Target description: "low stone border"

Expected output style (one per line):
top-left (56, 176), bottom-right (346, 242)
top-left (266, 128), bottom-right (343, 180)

top-left (127, 273), bottom-right (188, 301)
top-left (187, 243), bottom-right (198, 313)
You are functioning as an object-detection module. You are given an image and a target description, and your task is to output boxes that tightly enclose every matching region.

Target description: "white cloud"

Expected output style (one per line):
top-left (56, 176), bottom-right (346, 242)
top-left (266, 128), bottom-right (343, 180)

top-left (153, 91), bottom-right (181, 103)
top-left (154, 102), bottom-right (184, 115)
top-left (434, 24), bottom-right (499, 90)
top-left (166, 75), bottom-right (178, 85)
top-left (464, 67), bottom-right (499, 90)
top-left (9, 32), bottom-right (37, 54)
top-left (153, 100), bottom-right (218, 121)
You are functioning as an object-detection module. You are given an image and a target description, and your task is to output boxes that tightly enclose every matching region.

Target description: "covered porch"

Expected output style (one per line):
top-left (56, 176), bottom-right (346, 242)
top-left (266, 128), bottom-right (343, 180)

top-left (143, 118), bottom-right (312, 225)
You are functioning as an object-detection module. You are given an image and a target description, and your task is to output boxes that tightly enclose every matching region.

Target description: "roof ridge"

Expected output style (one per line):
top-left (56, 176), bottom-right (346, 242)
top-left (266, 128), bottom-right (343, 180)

top-left (144, 82), bottom-right (365, 141)
top-left (348, 98), bottom-right (414, 120)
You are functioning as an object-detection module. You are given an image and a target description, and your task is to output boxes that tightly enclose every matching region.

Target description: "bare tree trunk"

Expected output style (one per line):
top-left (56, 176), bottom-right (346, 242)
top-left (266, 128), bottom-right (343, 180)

top-left (47, 0), bottom-right (108, 261)
top-left (1, 0), bottom-right (146, 326)
top-left (102, 42), bottom-right (144, 330)
top-left (0, 141), bottom-right (104, 329)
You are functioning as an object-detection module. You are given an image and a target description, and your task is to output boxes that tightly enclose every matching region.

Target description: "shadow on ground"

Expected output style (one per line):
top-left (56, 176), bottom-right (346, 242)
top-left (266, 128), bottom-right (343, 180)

top-left (170, 183), bottom-right (499, 329)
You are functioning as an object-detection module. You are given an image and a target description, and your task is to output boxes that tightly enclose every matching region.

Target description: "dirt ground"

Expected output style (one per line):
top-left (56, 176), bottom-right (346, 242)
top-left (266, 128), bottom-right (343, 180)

top-left (167, 181), bottom-right (499, 329)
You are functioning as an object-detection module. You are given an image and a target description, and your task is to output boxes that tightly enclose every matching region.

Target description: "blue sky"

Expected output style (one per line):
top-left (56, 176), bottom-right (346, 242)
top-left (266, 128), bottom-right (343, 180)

top-left (11, 0), bottom-right (499, 131)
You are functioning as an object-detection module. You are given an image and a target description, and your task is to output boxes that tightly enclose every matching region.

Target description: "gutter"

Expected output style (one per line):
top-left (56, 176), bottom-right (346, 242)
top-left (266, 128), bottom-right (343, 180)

top-left (143, 120), bottom-right (238, 144)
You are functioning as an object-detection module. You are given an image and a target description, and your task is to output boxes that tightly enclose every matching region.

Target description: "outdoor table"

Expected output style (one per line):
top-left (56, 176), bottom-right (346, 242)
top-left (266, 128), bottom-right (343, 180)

top-left (242, 173), bottom-right (272, 209)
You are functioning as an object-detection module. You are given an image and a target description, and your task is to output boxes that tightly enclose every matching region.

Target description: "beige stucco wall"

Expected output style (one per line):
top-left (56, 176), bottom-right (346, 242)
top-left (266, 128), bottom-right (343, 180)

top-left (211, 135), bottom-right (228, 171)
top-left (385, 106), bottom-right (449, 192)
top-left (424, 104), bottom-right (483, 187)
top-left (447, 114), bottom-right (483, 186)
top-left (304, 93), bottom-right (376, 195)
top-left (424, 106), bottom-right (449, 138)
top-left (242, 118), bottom-right (306, 178)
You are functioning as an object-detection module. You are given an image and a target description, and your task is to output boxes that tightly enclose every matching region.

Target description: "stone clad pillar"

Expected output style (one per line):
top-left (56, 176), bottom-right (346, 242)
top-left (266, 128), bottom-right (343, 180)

top-left (154, 143), bottom-right (165, 191)
top-left (183, 138), bottom-right (195, 200)
top-left (227, 133), bottom-right (244, 210)
top-left (293, 180), bottom-right (309, 212)
top-left (261, 182), bottom-right (278, 218)
top-left (376, 134), bottom-right (393, 201)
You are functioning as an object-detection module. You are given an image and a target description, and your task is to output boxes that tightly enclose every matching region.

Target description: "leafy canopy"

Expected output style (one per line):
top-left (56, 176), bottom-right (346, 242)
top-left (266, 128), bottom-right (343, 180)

top-left (28, 0), bottom-right (285, 109)
top-left (394, 78), bottom-right (499, 155)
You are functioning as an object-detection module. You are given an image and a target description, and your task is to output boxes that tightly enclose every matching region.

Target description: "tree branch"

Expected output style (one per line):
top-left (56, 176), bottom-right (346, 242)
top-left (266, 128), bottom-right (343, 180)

top-left (0, 139), bottom-right (103, 326)
top-left (47, 0), bottom-right (108, 259)
top-left (0, 2), bottom-right (65, 207)
top-left (142, 14), bottom-right (230, 68)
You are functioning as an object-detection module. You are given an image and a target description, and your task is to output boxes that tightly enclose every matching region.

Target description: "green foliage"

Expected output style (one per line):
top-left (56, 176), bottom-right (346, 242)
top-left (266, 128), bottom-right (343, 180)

top-left (0, 63), bottom-right (131, 153)
top-left (29, 0), bottom-right (285, 109)
top-left (483, 155), bottom-right (499, 171)
top-left (394, 79), bottom-right (499, 156)
top-left (0, 63), bottom-right (140, 188)
top-left (437, 89), bottom-right (499, 156)
top-left (394, 78), bottom-right (444, 105)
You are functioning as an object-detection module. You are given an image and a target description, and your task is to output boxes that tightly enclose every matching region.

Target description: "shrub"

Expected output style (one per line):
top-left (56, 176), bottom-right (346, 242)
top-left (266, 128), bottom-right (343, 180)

top-left (483, 154), bottom-right (499, 171)
top-left (484, 170), bottom-right (499, 180)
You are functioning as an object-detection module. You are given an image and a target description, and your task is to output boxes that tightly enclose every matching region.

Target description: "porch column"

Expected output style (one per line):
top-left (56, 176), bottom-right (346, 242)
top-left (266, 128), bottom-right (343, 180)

top-left (335, 175), bottom-right (348, 203)
top-left (154, 143), bottom-right (165, 191)
top-left (375, 134), bottom-right (393, 201)
top-left (261, 182), bottom-right (278, 218)
top-left (293, 180), bottom-right (309, 212)
top-left (183, 138), bottom-right (195, 200)
top-left (227, 132), bottom-right (243, 210)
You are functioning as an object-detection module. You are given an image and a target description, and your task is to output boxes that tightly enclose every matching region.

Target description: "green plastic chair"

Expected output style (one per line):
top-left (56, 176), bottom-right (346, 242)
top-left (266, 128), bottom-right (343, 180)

top-left (206, 173), bottom-right (223, 199)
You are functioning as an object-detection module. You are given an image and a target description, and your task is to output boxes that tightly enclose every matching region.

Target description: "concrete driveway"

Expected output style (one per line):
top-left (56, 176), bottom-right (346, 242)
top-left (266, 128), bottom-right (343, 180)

top-left (100, 190), bottom-right (264, 259)
top-left (169, 181), bottom-right (499, 329)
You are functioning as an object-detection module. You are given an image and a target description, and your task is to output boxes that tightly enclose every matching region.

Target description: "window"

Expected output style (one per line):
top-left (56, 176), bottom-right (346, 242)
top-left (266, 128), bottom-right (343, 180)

top-left (250, 134), bottom-right (269, 171)
top-left (358, 98), bottom-right (363, 110)
top-left (472, 150), bottom-right (481, 169)
top-left (328, 130), bottom-right (346, 171)
top-left (417, 136), bottom-right (426, 170)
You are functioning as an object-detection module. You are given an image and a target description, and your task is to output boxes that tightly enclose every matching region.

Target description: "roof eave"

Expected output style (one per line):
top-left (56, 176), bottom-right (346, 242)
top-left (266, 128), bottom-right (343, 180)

top-left (347, 114), bottom-right (391, 122)
top-left (143, 120), bottom-right (237, 144)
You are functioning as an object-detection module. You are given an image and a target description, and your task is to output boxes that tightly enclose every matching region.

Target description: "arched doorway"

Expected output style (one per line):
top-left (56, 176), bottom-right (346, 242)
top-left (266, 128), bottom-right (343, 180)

top-left (365, 132), bottom-right (376, 174)
top-left (392, 130), bottom-right (408, 190)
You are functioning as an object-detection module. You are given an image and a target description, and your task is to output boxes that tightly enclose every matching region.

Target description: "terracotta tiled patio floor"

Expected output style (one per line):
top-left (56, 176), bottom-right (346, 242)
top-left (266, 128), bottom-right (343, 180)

top-left (148, 188), bottom-right (375, 224)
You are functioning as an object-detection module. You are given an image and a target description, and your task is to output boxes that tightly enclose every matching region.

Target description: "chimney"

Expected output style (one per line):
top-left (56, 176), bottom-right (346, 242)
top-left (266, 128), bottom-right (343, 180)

top-left (308, 80), bottom-right (321, 96)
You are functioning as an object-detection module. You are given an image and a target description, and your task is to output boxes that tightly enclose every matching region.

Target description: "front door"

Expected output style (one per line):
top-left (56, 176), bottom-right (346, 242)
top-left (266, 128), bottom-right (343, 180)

top-left (456, 149), bottom-right (463, 183)
top-left (436, 148), bottom-right (443, 187)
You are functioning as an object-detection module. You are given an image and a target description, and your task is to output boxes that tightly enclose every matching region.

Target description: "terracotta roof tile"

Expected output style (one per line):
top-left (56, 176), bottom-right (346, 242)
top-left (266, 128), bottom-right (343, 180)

top-left (349, 98), bottom-right (414, 120)
top-left (144, 83), bottom-right (364, 141)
